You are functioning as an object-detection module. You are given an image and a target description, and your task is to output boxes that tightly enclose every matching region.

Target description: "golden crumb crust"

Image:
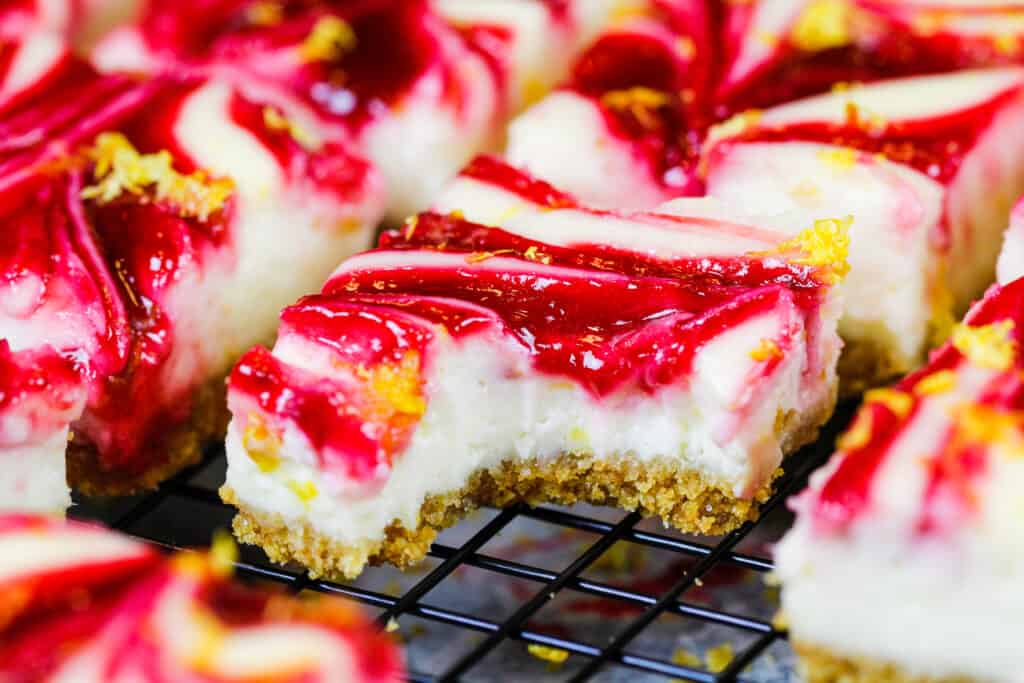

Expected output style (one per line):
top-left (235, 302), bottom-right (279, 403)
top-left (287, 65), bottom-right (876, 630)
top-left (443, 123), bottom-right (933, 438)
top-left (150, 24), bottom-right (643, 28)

top-left (793, 641), bottom-right (980, 683)
top-left (224, 457), bottom-right (779, 581)
top-left (838, 333), bottom-right (918, 396)
top-left (222, 383), bottom-right (833, 580)
top-left (67, 379), bottom-right (230, 497)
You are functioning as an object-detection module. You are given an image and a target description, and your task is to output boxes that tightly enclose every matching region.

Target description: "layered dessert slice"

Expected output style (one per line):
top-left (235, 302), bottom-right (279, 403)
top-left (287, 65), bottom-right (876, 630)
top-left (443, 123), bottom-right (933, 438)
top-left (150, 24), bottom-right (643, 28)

top-left (0, 515), bottom-right (403, 681)
top-left (221, 195), bottom-right (846, 578)
top-left (0, 50), bottom-right (384, 511)
top-left (717, 0), bottom-right (1024, 111)
top-left (91, 0), bottom-right (632, 221)
top-left (702, 67), bottom-right (1024, 387)
top-left (505, 0), bottom-right (712, 208)
top-left (775, 255), bottom-right (1024, 682)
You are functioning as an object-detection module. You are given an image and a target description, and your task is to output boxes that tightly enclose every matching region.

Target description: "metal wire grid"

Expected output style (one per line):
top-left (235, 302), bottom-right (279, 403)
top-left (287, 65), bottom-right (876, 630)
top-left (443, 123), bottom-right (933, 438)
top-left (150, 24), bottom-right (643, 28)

top-left (69, 412), bottom-right (848, 683)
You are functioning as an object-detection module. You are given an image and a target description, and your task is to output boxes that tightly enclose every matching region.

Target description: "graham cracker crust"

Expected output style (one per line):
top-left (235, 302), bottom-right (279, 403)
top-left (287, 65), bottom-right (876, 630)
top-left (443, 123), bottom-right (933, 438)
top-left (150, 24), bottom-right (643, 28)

top-left (838, 333), bottom-right (917, 396)
top-left (793, 641), bottom-right (977, 683)
top-left (223, 456), bottom-right (781, 580)
top-left (67, 378), bottom-right (230, 498)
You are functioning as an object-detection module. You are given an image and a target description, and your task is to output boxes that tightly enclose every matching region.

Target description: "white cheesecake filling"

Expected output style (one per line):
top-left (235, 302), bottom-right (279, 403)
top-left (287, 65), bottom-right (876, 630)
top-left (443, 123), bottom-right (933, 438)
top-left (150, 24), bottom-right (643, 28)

top-left (997, 201), bottom-right (1024, 285)
top-left (506, 90), bottom-right (672, 210)
top-left (362, 50), bottom-right (500, 223)
top-left (226, 296), bottom-right (836, 548)
top-left (777, 361), bottom-right (1024, 682)
top-left (705, 140), bottom-right (943, 370)
top-left (0, 428), bottom-right (70, 514)
top-left (945, 89), bottom-right (1024, 307)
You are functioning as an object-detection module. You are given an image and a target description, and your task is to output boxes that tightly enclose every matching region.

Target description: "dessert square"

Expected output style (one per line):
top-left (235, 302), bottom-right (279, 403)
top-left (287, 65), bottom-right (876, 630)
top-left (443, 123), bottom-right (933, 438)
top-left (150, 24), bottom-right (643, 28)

top-left (221, 165), bottom-right (846, 578)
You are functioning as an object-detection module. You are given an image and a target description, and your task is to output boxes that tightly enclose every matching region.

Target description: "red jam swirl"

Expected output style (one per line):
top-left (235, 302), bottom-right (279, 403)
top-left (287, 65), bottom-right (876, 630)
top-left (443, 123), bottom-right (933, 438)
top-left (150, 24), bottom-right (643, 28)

top-left (138, 0), bottom-right (468, 133)
top-left (812, 278), bottom-right (1024, 535)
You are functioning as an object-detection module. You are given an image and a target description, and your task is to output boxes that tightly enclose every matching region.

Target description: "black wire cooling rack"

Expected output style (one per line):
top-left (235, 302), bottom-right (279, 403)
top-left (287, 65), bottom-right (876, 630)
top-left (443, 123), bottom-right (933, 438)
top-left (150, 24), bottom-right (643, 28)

top-left (69, 407), bottom-right (853, 683)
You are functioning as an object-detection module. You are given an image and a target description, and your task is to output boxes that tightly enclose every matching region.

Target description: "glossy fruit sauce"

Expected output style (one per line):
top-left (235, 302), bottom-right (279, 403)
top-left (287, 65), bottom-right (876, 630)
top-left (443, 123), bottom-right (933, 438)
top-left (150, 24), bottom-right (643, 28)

top-left (810, 277), bottom-right (1024, 535)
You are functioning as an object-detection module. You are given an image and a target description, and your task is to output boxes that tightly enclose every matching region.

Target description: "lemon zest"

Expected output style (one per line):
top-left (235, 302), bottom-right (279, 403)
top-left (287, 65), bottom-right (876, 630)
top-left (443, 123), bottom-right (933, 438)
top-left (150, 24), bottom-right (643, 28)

top-left (81, 132), bottom-right (233, 221)
top-left (299, 15), bottom-right (357, 63)
top-left (951, 320), bottom-right (1016, 371)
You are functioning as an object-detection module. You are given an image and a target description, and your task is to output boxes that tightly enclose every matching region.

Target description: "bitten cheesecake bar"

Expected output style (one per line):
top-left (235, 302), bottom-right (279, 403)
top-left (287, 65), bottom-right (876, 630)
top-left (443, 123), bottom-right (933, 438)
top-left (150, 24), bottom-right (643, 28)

top-left (704, 67), bottom-right (1024, 386)
top-left (0, 34), bottom-right (384, 511)
top-left (0, 515), bottom-right (403, 681)
top-left (221, 170), bottom-right (846, 578)
top-left (91, 0), bottom-right (639, 221)
top-left (775, 242), bottom-right (1024, 682)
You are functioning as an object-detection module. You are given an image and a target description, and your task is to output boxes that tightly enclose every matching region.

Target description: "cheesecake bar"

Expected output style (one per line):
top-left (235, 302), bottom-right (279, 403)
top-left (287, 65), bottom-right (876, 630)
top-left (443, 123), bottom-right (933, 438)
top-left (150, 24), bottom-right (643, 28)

top-left (775, 241), bottom-right (1024, 683)
top-left (91, 0), bottom-right (634, 221)
top-left (221, 184), bottom-right (846, 578)
top-left (0, 515), bottom-right (403, 681)
top-left (718, 0), bottom-right (1024, 111)
top-left (703, 67), bottom-right (1024, 387)
top-left (505, 0), bottom-right (712, 208)
top-left (0, 38), bottom-right (384, 512)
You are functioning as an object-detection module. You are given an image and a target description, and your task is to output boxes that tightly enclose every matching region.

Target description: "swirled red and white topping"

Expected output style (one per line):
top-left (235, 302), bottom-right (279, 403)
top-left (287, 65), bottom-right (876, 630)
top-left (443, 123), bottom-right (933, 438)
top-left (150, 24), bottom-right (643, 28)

top-left (0, 515), bottom-right (403, 682)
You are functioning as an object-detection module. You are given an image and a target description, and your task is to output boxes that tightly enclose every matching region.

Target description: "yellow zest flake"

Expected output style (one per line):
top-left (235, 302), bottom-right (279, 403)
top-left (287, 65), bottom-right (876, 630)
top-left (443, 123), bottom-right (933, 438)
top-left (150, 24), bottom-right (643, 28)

top-left (287, 479), bottom-right (319, 504)
top-left (951, 320), bottom-right (1017, 371)
top-left (791, 0), bottom-right (852, 52)
top-left (914, 369), bottom-right (957, 396)
top-left (836, 409), bottom-right (872, 452)
top-left (246, 1), bottom-right (283, 26)
top-left (466, 249), bottom-right (514, 264)
top-left (521, 75), bottom-right (549, 108)
top-left (705, 110), bottom-right (762, 150)
top-left (299, 15), bottom-right (357, 63)
top-left (263, 106), bottom-right (317, 150)
top-left (675, 36), bottom-right (696, 60)
top-left (569, 426), bottom-right (590, 446)
top-left (209, 530), bottom-right (238, 579)
top-left (755, 30), bottom-right (779, 48)
top-left (705, 642), bottom-right (735, 674)
top-left (994, 33), bottom-right (1021, 57)
top-left (610, 0), bottom-right (653, 24)
top-left (830, 80), bottom-right (860, 94)
top-left (363, 352), bottom-right (427, 418)
top-left (524, 245), bottom-right (553, 265)
top-left (527, 644), bottom-right (570, 666)
top-left (601, 87), bottom-right (673, 127)
top-left (864, 388), bottom-right (913, 419)
top-left (242, 414), bottom-right (282, 473)
top-left (765, 216), bottom-right (852, 285)
top-left (171, 550), bottom-right (210, 579)
top-left (81, 132), bottom-right (234, 222)
top-left (187, 607), bottom-right (227, 670)
top-left (954, 402), bottom-right (1024, 454)
top-left (403, 215), bottom-right (419, 240)
top-left (844, 100), bottom-right (887, 134)
top-left (602, 87), bottom-right (671, 111)
top-left (789, 179), bottom-right (820, 199)
top-left (750, 338), bottom-right (783, 362)
top-left (672, 647), bottom-right (702, 669)
top-left (817, 146), bottom-right (858, 170)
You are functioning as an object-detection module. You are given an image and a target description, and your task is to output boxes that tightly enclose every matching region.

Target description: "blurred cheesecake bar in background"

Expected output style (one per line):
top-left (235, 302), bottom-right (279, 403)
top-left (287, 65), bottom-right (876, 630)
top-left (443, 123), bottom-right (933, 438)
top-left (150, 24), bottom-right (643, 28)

top-left (775, 220), bottom-right (1024, 682)
top-left (704, 67), bottom-right (1024, 387)
top-left (0, 26), bottom-right (385, 512)
top-left (718, 0), bottom-right (1024, 110)
top-left (0, 515), bottom-right (403, 681)
top-left (221, 164), bottom-right (847, 578)
top-left (90, 0), bottom-right (659, 221)
top-left (504, 0), bottom-right (712, 208)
